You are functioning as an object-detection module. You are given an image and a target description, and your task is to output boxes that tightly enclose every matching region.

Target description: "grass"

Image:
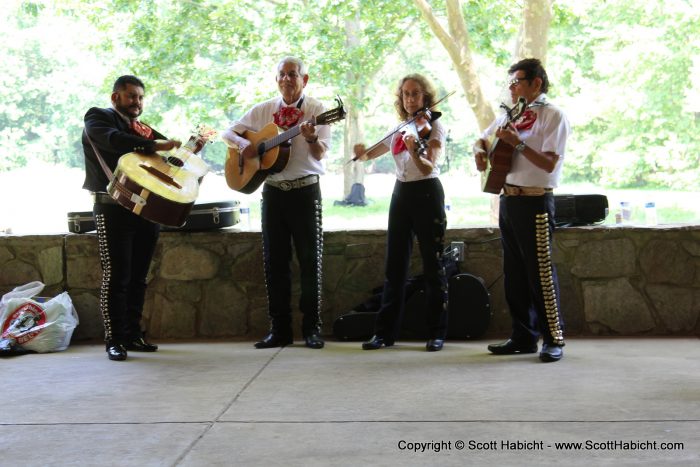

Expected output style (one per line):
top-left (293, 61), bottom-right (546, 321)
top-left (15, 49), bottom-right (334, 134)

top-left (1, 164), bottom-right (699, 234)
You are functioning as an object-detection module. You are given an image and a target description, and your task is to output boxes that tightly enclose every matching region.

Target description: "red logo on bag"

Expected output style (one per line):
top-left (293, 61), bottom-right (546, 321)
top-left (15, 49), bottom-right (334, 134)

top-left (1, 302), bottom-right (46, 344)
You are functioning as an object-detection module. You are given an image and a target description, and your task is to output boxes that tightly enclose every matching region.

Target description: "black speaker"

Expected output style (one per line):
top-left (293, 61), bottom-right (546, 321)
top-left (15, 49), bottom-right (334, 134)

top-left (554, 194), bottom-right (608, 226)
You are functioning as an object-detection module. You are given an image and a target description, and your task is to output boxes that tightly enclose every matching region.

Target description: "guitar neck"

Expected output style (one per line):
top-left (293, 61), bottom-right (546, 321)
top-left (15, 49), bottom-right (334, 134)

top-left (265, 125), bottom-right (302, 151)
top-left (263, 116), bottom-right (319, 153)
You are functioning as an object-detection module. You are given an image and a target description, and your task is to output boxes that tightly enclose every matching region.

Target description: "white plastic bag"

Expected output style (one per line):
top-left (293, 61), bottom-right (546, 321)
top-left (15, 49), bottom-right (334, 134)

top-left (0, 282), bottom-right (79, 354)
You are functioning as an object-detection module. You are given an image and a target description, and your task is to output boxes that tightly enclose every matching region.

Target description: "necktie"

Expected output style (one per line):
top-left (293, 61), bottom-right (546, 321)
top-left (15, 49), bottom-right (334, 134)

top-left (130, 119), bottom-right (154, 139)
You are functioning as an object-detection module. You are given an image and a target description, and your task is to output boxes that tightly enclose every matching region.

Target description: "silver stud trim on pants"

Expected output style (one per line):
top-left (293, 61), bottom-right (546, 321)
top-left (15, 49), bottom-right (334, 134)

top-left (535, 212), bottom-right (564, 345)
top-left (95, 213), bottom-right (113, 342)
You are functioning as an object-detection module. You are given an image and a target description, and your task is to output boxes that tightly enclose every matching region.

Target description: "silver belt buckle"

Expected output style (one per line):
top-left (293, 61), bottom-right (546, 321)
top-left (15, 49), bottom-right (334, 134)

top-left (279, 181), bottom-right (293, 191)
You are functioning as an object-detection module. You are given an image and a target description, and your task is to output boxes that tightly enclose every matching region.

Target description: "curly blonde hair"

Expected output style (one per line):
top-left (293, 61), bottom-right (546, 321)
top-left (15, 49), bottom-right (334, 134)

top-left (393, 74), bottom-right (437, 121)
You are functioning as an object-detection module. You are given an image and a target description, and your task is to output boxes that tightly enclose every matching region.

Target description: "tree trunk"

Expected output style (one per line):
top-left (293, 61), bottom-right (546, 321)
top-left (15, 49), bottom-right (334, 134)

top-left (342, 9), bottom-right (365, 198)
top-left (413, 0), bottom-right (495, 132)
top-left (514, 0), bottom-right (552, 63)
top-left (343, 104), bottom-right (365, 197)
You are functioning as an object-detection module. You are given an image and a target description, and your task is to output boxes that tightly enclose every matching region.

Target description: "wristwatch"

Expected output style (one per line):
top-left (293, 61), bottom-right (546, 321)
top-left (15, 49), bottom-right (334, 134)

top-left (515, 141), bottom-right (526, 152)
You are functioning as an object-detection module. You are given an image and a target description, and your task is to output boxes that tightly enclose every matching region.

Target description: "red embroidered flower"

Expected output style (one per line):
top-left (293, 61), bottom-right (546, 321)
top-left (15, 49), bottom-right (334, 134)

top-left (391, 134), bottom-right (407, 155)
top-left (514, 110), bottom-right (537, 131)
top-left (273, 107), bottom-right (304, 129)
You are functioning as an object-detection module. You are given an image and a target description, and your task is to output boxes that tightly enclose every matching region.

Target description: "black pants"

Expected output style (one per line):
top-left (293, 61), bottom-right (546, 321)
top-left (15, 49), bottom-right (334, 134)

top-left (94, 203), bottom-right (159, 346)
top-left (261, 181), bottom-right (323, 337)
top-left (499, 193), bottom-right (565, 346)
top-left (375, 178), bottom-right (448, 340)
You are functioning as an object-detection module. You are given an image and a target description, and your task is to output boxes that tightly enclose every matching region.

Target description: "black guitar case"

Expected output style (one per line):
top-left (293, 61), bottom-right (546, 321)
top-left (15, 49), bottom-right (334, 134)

top-left (67, 211), bottom-right (96, 234)
top-left (161, 201), bottom-right (240, 232)
top-left (333, 273), bottom-right (491, 341)
top-left (67, 201), bottom-right (240, 233)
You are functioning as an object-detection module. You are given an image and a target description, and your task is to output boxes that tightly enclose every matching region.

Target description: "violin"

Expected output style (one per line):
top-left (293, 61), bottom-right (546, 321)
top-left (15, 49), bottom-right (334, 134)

top-left (399, 110), bottom-right (433, 156)
top-left (350, 90), bottom-right (453, 162)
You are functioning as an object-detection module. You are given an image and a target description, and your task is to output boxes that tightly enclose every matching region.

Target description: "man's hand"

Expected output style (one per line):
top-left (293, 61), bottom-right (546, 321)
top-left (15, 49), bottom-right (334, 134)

top-left (494, 123), bottom-right (520, 147)
top-left (240, 143), bottom-right (257, 160)
top-left (300, 121), bottom-right (317, 143)
top-left (473, 139), bottom-right (488, 172)
top-left (153, 139), bottom-right (182, 152)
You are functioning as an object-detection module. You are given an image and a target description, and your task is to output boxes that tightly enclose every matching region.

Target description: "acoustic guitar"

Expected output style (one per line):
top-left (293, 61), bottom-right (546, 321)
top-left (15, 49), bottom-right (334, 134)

top-left (481, 97), bottom-right (527, 194)
top-left (225, 97), bottom-right (346, 194)
top-left (108, 125), bottom-right (217, 227)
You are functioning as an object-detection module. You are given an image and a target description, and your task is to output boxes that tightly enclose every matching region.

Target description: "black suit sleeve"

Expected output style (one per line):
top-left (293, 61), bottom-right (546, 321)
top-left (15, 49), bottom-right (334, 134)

top-left (81, 107), bottom-right (168, 192)
top-left (84, 107), bottom-right (162, 155)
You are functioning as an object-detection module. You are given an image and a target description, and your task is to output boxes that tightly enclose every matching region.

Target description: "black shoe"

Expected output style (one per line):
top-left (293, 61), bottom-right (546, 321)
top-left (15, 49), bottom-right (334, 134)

top-left (487, 339), bottom-right (538, 355)
top-left (426, 339), bottom-right (444, 352)
top-left (125, 336), bottom-right (158, 352)
top-left (107, 344), bottom-right (127, 361)
top-left (304, 333), bottom-right (325, 349)
top-left (254, 333), bottom-right (293, 349)
top-left (362, 335), bottom-right (394, 350)
top-left (539, 343), bottom-right (564, 362)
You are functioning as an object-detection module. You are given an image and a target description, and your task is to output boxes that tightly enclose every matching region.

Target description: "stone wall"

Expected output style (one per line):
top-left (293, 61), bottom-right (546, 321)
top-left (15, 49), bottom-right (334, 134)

top-left (1, 226), bottom-right (699, 342)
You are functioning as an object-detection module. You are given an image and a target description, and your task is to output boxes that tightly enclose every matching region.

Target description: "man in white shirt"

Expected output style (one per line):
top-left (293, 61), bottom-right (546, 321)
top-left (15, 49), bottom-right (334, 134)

top-left (223, 56), bottom-right (330, 349)
top-left (474, 58), bottom-right (571, 362)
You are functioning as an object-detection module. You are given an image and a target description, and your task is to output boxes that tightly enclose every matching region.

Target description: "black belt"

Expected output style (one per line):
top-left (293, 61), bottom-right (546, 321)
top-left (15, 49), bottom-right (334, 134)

top-left (92, 192), bottom-right (119, 205)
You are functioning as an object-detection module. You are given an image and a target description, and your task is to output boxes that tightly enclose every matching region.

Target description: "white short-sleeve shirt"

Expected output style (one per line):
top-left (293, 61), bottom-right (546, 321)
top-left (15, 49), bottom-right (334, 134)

top-left (381, 119), bottom-right (446, 182)
top-left (482, 94), bottom-right (570, 188)
top-left (224, 94), bottom-right (330, 181)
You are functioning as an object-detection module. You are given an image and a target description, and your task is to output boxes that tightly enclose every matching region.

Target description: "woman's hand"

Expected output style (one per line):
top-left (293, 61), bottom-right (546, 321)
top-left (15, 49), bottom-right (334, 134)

top-left (403, 133), bottom-right (418, 156)
top-left (353, 143), bottom-right (367, 161)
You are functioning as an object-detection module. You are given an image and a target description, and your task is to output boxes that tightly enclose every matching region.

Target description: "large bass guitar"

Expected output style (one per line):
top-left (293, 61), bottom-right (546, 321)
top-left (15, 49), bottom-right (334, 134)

top-left (225, 97), bottom-right (346, 194)
top-left (481, 97), bottom-right (527, 194)
top-left (108, 125), bottom-right (217, 227)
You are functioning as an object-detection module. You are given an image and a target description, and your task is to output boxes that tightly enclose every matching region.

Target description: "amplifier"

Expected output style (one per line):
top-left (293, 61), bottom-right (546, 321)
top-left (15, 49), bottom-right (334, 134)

top-left (554, 194), bottom-right (609, 226)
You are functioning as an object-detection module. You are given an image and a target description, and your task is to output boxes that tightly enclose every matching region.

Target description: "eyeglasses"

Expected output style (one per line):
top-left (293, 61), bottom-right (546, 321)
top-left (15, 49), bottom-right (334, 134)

top-left (278, 71), bottom-right (301, 80)
top-left (508, 77), bottom-right (530, 87)
top-left (401, 91), bottom-right (423, 99)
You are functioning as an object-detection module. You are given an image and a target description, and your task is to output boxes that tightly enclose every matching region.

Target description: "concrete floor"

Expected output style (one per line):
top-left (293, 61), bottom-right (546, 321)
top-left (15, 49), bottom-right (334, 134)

top-left (0, 338), bottom-right (698, 466)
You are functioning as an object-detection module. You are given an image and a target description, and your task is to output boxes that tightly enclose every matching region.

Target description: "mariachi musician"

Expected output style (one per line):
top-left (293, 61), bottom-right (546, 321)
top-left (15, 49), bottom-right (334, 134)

top-left (473, 58), bottom-right (571, 362)
top-left (222, 56), bottom-right (331, 350)
top-left (82, 75), bottom-right (181, 361)
top-left (353, 73), bottom-right (449, 352)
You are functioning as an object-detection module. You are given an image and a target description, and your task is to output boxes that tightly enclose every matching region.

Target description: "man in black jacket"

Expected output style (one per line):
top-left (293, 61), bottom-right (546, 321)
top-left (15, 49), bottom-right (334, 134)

top-left (82, 75), bottom-right (180, 361)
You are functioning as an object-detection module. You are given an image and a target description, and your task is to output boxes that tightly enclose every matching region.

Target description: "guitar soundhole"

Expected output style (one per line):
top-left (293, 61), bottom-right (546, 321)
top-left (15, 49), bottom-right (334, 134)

top-left (167, 156), bottom-right (185, 167)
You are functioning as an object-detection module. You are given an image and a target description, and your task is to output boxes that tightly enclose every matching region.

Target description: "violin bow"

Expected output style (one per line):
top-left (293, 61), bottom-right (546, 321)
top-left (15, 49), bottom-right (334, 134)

top-left (349, 90), bottom-right (456, 163)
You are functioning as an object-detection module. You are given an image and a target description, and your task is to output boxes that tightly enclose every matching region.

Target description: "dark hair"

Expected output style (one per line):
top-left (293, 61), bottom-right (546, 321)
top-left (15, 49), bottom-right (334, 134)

top-left (508, 58), bottom-right (549, 94)
top-left (112, 75), bottom-right (145, 93)
top-left (394, 73), bottom-right (437, 121)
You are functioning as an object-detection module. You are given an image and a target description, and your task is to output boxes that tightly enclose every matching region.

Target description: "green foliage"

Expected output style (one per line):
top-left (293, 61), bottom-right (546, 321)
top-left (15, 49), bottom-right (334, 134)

top-left (551, 0), bottom-right (700, 188)
top-left (1, 0), bottom-right (697, 194)
top-left (0, 2), bottom-right (98, 170)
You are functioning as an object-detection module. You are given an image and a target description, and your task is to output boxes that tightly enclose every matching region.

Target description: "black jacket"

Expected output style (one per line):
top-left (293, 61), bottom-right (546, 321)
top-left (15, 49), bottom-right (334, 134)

top-left (82, 107), bottom-right (166, 192)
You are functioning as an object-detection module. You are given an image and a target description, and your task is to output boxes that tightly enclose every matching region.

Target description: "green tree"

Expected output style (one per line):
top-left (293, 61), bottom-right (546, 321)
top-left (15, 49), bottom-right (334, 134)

top-left (0, 1), bottom-right (104, 170)
top-left (551, 0), bottom-right (700, 188)
top-left (75, 0), bottom-right (417, 197)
